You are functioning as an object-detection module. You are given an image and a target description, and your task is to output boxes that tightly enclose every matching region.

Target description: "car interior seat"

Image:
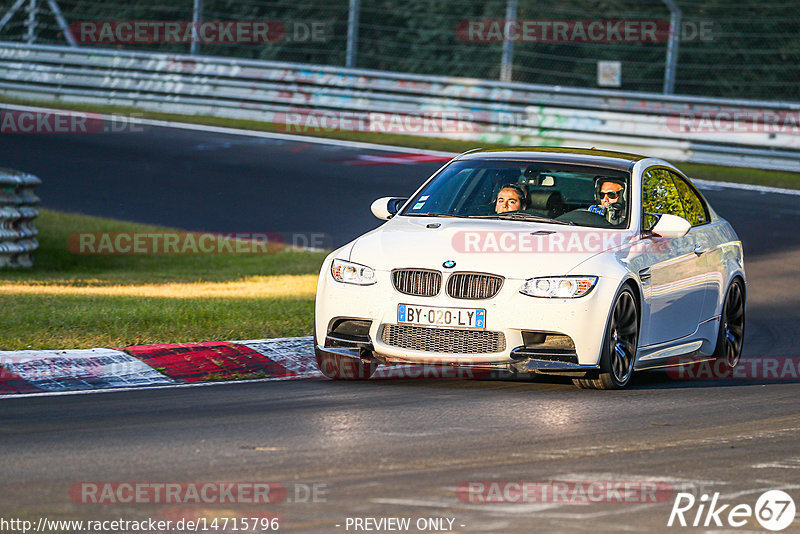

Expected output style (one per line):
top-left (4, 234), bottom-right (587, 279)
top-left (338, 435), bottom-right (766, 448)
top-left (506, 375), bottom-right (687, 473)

top-left (523, 170), bottom-right (564, 218)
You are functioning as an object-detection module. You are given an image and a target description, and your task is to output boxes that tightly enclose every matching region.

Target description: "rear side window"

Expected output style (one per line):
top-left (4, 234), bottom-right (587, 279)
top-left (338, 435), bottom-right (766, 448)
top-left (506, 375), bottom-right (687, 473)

top-left (642, 168), bottom-right (685, 229)
top-left (669, 172), bottom-right (710, 226)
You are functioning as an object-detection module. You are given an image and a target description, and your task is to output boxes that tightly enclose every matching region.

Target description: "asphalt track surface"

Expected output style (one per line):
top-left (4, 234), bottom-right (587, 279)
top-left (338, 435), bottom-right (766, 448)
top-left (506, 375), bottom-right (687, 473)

top-left (2, 125), bottom-right (800, 533)
top-left (0, 125), bottom-right (439, 246)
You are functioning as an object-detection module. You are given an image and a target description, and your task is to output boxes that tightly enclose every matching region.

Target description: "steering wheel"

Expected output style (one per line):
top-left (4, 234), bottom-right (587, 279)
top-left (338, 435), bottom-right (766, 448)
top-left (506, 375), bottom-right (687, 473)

top-left (556, 208), bottom-right (615, 227)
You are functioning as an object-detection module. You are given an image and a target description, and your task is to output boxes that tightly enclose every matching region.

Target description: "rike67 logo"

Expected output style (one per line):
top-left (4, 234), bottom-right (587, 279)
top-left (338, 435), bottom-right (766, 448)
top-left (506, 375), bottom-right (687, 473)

top-left (668, 490), bottom-right (796, 531)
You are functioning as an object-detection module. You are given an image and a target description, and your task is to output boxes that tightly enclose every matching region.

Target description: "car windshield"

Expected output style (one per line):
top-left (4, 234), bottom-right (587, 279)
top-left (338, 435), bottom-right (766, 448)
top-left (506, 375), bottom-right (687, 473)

top-left (401, 159), bottom-right (632, 228)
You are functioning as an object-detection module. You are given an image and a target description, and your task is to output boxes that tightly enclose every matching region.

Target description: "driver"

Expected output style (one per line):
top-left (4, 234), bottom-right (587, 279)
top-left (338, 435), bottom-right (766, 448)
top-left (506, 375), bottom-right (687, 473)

top-left (588, 178), bottom-right (627, 225)
top-left (495, 184), bottom-right (529, 214)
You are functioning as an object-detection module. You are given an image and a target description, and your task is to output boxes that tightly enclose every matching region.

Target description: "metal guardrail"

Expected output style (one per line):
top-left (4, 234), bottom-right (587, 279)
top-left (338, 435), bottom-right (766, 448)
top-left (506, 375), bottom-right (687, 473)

top-left (1, 41), bottom-right (800, 171)
top-left (0, 168), bottom-right (39, 268)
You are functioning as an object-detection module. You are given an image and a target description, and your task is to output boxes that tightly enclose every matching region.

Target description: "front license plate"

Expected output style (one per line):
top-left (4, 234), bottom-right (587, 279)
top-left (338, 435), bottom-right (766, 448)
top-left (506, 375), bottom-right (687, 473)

top-left (397, 304), bottom-right (486, 329)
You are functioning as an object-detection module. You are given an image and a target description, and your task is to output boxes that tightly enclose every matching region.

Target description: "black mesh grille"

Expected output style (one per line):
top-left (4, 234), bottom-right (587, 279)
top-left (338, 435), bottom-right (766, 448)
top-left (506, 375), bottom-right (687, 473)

top-left (381, 324), bottom-right (506, 354)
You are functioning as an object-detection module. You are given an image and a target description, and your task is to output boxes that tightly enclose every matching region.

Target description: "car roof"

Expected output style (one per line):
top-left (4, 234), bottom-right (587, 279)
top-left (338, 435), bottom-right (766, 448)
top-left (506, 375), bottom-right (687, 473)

top-left (454, 146), bottom-right (646, 171)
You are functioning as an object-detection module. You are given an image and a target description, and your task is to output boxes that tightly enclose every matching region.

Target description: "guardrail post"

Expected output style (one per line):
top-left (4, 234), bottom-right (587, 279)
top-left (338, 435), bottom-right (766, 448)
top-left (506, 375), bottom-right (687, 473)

top-left (24, 0), bottom-right (38, 44)
top-left (191, 0), bottom-right (203, 55)
top-left (499, 0), bottom-right (518, 82)
top-left (662, 0), bottom-right (681, 94)
top-left (0, 169), bottom-right (41, 268)
top-left (346, 0), bottom-right (360, 68)
top-left (0, 0), bottom-right (27, 35)
top-left (45, 0), bottom-right (77, 47)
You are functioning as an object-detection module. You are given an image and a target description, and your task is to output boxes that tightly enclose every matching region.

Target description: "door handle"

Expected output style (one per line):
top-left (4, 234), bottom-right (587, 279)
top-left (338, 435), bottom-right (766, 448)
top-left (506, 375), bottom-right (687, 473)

top-left (694, 245), bottom-right (708, 256)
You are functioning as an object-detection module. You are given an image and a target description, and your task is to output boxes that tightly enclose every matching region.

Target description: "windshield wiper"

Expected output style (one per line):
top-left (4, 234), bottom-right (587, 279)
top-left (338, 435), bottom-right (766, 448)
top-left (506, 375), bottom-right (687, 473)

top-left (404, 212), bottom-right (463, 218)
top-left (471, 213), bottom-right (574, 225)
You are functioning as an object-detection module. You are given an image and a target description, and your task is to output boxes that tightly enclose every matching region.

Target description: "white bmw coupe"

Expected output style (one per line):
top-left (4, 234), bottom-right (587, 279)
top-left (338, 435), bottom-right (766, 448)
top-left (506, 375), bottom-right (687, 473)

top-left (314, 147), bottom-right (746, 389)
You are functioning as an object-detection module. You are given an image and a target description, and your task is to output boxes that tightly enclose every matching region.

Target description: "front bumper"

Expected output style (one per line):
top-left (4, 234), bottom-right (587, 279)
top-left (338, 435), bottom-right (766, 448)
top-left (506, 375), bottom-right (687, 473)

top-left (316, 266), bottom-right (620, 368)
top-left (315, 344), bottom-right (600, 375)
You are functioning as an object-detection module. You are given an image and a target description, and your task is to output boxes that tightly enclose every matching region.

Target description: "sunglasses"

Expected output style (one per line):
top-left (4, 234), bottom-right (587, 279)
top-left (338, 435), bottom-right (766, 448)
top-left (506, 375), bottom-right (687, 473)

top-left (599, 191), bottom-right (620, 200)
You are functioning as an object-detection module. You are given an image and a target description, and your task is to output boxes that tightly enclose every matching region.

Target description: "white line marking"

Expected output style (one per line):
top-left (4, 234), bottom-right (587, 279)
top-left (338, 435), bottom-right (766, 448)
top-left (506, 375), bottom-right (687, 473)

top-left (528, 503), bottom-right (663, 520)
top-left (386, 489), bottom-right (800, 522)
top-left (0, 103), bottom-right (455, 157)
top-left (752, 458), bottom-right (800, 469)
top-left (717, 484), bottom-right (800, 500)
top-left (370, 497), bottom-right (564, 514)
top-left (372, 496), bottom-right (667, 521)
top-left (692, 178), bottom-right (800, 196)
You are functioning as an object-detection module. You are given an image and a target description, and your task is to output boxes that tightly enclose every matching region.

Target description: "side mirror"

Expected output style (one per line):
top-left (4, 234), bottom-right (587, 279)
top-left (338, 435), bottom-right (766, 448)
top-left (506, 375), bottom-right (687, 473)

top-left (370, 197), bottom-right (408, 220)
top-left (648, 213), bottom-right (691, 238)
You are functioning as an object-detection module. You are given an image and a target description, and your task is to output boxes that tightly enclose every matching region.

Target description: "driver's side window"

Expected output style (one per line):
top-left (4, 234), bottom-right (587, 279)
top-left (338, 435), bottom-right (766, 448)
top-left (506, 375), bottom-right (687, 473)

top-left (642, 168), bottom-right (686, 229)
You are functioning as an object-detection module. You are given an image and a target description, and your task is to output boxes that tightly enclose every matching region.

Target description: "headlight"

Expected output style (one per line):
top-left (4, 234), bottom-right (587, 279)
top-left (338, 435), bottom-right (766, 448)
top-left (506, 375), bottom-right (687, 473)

top-left (331, 259), bottom-right (376, 285)
top-left (520, 276), bottom-right (598, 298)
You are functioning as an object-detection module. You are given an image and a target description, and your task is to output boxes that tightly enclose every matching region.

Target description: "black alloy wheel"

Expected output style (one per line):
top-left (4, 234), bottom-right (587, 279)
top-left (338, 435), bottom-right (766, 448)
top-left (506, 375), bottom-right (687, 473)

top-left (574, 287), bottom-right (639, 390)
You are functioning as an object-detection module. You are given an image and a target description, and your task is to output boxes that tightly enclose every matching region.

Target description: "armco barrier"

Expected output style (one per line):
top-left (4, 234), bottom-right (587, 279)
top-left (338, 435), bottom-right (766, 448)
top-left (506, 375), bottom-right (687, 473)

top-left (0, 168), bottom-right (40, 268)
top-left (1, 41), bottom-right (800, 171)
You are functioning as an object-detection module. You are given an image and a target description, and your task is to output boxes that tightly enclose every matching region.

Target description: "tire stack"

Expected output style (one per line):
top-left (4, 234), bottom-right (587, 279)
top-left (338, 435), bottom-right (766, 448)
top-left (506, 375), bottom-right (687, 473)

top-left (0, 168), bottom-right (40, 268)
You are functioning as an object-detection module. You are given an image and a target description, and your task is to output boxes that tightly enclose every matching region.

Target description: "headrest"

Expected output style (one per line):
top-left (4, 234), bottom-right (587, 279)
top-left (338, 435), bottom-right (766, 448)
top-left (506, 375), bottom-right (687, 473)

top-left (525, 169), bottom-right (557, 187)
top-left (539, 175), bottom-right (555, 187)
top-left (528, 190), bottom-right (561, 210)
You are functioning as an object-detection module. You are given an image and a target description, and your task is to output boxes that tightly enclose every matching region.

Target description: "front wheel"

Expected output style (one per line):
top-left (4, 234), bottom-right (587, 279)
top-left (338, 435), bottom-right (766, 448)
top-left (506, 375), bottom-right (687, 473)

top-left (315, 349), bottom-right (377, 380)
top-left (313, 323), bottom-right (378, 380)
top-left (574, 287), bottom-right (639, 390)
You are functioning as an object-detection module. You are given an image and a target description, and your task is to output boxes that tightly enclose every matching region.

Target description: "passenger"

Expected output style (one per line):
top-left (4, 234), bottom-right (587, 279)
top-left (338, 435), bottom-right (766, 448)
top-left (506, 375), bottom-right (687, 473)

top-left (495, 184), bottom-right (529, 214)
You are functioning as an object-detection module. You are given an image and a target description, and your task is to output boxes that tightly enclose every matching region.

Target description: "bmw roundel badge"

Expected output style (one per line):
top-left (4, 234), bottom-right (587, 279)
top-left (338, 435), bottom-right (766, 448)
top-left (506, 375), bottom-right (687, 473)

top-left (442, 260), bottom-right (456, 269)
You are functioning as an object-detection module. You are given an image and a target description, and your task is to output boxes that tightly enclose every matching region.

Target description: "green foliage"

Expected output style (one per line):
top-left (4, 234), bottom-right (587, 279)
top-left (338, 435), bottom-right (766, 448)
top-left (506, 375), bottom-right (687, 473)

top-left (642, 168), bottom-right (709, 227)
top-left (642, 168), bottom-right (684, 227)
top-left (671, 175), bottom-right (707, 225)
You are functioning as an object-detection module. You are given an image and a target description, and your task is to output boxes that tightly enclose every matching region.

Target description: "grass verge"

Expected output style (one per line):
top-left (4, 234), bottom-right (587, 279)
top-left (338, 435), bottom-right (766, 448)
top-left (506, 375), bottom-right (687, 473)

top-left (0, 209), bottom-right (326, 350)
top-left (3, 95), bottom-right (800, 190)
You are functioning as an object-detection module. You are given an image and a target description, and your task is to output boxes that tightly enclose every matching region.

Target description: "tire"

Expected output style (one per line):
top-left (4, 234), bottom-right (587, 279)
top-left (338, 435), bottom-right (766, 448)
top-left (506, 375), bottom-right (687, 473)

top-left (713, 279), bottom-right (745, 371)
top-left (313, 331), bottom-right (377, 380)
top-left (315, 351), bottom-right (377, 380)
top-left (573, 287), bottom-right (639, 390)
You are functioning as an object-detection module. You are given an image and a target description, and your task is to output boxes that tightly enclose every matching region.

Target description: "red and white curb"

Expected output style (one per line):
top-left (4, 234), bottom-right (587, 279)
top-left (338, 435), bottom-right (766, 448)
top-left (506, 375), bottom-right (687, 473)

top-left (0, 337), bottom-right (319, 396)
top-left (0, 348), bottom-right (175, 394)
top-left (0, 336), bottom-right (500, 397)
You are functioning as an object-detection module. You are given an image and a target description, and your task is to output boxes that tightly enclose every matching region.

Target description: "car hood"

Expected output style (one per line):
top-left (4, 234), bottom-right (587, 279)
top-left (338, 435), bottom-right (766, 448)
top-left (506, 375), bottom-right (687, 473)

top-left (348, 216), bottom-right (635, 279)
